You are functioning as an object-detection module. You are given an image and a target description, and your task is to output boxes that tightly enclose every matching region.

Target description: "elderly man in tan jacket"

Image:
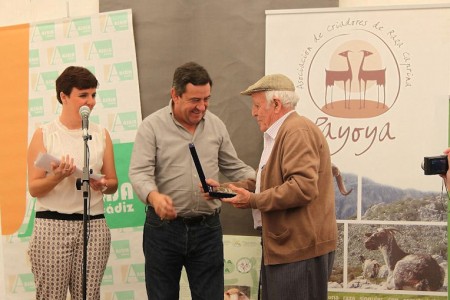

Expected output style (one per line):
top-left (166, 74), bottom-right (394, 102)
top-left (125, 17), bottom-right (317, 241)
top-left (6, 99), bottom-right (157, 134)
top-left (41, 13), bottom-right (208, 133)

top-left (206, 73), bottom-right (337, 300)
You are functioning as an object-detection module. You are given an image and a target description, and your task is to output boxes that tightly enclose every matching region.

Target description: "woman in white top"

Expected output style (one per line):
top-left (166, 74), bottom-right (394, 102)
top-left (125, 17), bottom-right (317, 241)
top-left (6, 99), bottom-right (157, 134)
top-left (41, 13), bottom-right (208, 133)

top-left (27, 66), bottom-right (118, 300)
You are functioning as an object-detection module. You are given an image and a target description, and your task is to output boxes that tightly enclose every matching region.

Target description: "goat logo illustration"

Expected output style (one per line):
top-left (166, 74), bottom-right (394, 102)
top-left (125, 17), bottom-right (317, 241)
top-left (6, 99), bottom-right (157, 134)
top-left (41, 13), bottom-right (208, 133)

top-left (306, 32), bottom-right (402, 119)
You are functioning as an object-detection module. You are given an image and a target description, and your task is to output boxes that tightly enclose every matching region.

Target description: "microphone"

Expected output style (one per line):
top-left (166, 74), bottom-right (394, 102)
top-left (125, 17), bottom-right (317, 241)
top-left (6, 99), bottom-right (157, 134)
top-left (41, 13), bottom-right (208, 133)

top-left (79, 106), bottom-right (90, 138)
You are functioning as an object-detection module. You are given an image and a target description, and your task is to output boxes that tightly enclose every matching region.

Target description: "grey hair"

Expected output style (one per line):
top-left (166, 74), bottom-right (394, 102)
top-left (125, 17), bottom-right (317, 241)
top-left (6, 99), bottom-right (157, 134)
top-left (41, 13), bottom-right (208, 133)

top-left (264, 90), bottom-right (299, 109)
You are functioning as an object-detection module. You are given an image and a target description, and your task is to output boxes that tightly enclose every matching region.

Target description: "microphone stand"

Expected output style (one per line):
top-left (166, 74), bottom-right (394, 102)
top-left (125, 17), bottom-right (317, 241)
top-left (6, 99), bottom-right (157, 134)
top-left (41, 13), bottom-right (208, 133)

top-left (76, 131), bottom-right (91, 300)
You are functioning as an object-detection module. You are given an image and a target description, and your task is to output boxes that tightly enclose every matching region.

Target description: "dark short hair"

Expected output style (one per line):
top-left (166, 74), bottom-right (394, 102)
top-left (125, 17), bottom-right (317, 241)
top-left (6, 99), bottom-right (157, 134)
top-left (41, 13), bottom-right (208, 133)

top-left (56, 66), bottom-right (98, 104)
top-left (172, 62), bottom-right (213, 97)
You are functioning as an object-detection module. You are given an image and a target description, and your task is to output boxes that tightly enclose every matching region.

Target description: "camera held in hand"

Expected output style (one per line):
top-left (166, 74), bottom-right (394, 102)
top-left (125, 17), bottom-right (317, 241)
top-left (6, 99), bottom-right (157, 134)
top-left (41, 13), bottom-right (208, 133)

top-left (422, 155), bottom-right (449, 175)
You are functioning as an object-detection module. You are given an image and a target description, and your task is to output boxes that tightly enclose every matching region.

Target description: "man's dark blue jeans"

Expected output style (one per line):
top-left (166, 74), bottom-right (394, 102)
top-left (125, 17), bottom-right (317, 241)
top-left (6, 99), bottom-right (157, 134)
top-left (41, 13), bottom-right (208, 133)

top-left (143, 206), bottom-right (224, 300)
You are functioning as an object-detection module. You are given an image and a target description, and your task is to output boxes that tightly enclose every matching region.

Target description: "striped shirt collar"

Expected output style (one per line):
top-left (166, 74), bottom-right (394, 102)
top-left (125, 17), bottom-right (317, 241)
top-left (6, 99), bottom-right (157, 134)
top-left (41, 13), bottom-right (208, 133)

top-left (264, 110), bottom-right (295, 141)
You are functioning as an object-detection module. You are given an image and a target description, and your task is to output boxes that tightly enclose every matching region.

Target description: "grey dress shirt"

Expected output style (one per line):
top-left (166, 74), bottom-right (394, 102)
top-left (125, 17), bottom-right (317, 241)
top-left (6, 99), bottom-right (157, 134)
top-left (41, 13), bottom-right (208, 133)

top-left (129, 100), bottom-right (255, 217)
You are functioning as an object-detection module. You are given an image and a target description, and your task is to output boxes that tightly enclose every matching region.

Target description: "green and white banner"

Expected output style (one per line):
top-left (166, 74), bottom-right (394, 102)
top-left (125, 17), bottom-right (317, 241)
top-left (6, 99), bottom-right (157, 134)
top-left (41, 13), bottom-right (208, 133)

top-left (1, 9), bottom-right (149, 299)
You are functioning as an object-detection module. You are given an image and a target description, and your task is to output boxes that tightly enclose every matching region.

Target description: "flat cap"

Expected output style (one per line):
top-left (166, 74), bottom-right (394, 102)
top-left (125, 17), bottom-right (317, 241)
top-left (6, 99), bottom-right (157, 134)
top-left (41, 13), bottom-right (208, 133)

top-left (241, 74), bottom-right (295, 95)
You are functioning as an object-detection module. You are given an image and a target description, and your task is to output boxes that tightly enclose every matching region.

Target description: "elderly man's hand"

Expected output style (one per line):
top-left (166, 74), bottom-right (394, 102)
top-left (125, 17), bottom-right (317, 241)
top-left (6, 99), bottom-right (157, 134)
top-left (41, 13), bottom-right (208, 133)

top-left (221, 184), bottom-right (252, 209)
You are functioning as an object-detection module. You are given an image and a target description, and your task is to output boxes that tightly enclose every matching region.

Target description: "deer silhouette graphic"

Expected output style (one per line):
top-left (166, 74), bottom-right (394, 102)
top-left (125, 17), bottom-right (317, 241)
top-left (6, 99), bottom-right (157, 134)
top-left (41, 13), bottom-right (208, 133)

top-left (325, 50), bottom-right (353, 109)
top-left (358, 50), bottom-right (386, 108)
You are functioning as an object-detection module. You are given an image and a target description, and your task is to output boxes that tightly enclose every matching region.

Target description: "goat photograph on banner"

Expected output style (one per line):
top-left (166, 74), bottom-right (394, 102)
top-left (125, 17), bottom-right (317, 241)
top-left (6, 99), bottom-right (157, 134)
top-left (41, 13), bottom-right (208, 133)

top-left (345, 224), bottom-right (447, 292)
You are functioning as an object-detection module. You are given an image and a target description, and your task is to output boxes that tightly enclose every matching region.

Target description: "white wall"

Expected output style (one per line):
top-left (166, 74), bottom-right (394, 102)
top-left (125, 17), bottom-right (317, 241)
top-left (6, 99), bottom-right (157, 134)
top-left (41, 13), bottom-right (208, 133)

top-left (0, 0), bottom-right (98, 27)
top-left (340, 0), bottom-right (450, 7)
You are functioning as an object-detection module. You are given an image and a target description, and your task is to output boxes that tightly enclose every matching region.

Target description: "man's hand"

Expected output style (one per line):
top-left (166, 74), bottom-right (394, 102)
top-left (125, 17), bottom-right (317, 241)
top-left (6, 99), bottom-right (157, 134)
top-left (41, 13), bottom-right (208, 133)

top-left (442, 148), bottom-right (450, 188)
top-left (200, 178), bottom-right (220, 201)
top-left (148, 191), bottom-right (177, 220)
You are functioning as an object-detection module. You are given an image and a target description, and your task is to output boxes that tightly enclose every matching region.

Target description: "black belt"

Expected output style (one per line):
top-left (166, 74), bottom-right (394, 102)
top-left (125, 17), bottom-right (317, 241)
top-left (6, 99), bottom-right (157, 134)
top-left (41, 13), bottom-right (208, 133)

top-left (176, 211), bottom-right (219, 225)
top-left (148, 206), bottom-right (220, 225)
top-left (36, 211), bottom-right (105, 221)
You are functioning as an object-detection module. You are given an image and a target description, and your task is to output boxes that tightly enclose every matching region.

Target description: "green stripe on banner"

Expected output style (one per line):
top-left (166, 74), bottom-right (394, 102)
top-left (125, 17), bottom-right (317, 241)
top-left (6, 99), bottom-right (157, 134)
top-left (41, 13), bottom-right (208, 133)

top-left (105, 142), bottom-right (146, 228)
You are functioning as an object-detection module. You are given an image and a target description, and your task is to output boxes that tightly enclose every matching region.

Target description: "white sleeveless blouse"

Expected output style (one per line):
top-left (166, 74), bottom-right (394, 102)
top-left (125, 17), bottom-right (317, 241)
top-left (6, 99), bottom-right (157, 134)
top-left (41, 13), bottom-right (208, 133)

top-left (35, 118), bottom-right (106, 215)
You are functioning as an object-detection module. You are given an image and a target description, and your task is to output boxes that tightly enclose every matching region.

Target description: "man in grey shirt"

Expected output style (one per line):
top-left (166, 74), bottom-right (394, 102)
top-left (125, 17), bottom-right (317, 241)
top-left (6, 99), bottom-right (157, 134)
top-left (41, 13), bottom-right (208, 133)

top-left (129, 62), bottom-right (255, 300)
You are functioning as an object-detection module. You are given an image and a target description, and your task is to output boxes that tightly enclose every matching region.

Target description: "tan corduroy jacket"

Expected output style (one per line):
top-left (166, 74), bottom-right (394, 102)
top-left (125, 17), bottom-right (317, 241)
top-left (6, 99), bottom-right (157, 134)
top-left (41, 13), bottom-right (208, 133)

top-left (234, 112), bottom-right (337, 266)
